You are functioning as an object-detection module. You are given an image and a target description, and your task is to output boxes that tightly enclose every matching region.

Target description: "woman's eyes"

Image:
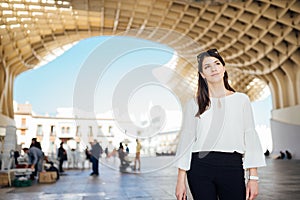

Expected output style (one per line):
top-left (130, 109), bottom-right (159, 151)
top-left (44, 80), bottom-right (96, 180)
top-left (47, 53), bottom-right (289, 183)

top-left (204, 62), bottom-right (221, 69)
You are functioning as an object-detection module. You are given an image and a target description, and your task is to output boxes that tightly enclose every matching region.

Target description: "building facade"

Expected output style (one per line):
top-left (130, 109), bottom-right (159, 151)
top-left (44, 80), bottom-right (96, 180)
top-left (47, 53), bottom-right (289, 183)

top-left (13, 102), bottom-right (179, 160)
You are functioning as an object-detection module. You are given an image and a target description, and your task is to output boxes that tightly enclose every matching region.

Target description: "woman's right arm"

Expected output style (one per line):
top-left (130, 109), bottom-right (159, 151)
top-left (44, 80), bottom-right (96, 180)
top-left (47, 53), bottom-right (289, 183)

top-left (176, 168), bottom-right (187, 200)
top-left (175, 99), bottom-right (197, 199)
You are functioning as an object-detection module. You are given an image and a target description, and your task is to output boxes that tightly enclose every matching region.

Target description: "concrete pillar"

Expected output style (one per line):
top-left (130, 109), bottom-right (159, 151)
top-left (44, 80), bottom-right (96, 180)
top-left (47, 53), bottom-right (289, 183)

top-left (0, 114), bottom-right (16, 170)
top-left (3, 126), bottom-right (17, 169)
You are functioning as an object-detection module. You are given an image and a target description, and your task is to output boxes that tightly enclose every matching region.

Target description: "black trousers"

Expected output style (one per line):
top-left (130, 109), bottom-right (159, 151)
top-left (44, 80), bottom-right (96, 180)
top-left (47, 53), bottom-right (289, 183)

top-left (59, 159), bottom-right (65, 172)
top-left (91, 156), bottom-right (99, 175)
top-left (187, 152), bottom-right (246, 200)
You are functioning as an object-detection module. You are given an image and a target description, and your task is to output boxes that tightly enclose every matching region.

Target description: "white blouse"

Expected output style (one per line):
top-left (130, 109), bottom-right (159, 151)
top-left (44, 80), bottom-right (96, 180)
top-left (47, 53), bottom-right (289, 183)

top-left (174, 92), bottom-right (266, 171)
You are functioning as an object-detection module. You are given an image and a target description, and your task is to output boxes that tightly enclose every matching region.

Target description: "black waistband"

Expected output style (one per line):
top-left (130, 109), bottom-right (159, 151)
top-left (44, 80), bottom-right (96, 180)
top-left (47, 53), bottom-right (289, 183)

top-left (191, 151), bottom-right (243, 167)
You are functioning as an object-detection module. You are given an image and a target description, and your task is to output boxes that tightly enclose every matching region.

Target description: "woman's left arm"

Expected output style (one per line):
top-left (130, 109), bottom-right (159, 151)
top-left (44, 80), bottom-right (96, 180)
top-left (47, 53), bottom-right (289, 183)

top-left (242, 95), bottom-right (266, 199)
top-left (246, 168), bottom-right (259, 200)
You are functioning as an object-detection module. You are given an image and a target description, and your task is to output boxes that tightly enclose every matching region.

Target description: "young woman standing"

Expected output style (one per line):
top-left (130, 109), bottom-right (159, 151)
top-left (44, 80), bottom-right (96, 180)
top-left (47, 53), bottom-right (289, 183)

top-left (175, 49), bottom-right (266, 200)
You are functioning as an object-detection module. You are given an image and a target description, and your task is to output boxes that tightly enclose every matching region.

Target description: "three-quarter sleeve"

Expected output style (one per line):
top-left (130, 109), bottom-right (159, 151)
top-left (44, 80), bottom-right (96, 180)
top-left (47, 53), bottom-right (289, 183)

top-left (173, 99), bottom-right (197, 171)
top-left (242, 96), bottom-right (266, 169)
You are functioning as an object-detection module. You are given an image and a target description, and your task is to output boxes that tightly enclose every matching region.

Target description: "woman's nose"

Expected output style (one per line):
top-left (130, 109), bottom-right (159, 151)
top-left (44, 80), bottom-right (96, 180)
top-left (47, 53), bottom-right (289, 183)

top-left (211, 64), bottom-right (217, 71)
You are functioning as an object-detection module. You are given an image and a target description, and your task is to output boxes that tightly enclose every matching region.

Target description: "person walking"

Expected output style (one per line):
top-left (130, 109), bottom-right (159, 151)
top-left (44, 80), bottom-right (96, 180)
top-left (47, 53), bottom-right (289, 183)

top-left (89, 140), bottom-right (103, 176)
top-left (57, 142), bottom-right (67, 173)
top-left (133, 139), bottom-right (141, 171)
top-left (175, 49), bottom-right (266, 200)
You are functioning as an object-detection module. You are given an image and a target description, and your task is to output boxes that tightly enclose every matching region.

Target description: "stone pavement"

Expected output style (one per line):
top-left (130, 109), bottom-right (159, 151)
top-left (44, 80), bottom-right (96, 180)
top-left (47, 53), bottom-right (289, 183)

top-left (0, 157), bottom-right (299, 200)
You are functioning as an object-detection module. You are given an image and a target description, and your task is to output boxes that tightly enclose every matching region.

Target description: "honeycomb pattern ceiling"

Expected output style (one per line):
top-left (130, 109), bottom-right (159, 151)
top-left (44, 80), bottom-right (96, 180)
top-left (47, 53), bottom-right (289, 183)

top-left (1, 0), bottom-right (299, 119)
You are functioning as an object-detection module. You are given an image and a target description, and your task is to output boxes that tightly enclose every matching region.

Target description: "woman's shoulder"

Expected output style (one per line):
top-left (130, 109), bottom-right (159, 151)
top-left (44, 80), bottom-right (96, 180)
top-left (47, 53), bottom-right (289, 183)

top-left (185, 97), bottom-right (198, 108)
top-left (181, 98), bottom-right (198, 114)
top-left (232, 92), bottom-right (250, 101)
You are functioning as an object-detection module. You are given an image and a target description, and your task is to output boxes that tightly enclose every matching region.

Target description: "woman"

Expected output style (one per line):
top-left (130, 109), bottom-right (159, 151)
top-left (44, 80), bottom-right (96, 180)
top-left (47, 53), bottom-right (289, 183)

top-left (175, 49), bottom-right (266, 200)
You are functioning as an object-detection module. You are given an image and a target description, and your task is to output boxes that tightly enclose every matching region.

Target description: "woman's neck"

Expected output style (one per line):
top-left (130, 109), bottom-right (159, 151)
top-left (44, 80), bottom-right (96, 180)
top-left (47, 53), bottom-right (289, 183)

top-left (208, 83), bottom-right (229, 98)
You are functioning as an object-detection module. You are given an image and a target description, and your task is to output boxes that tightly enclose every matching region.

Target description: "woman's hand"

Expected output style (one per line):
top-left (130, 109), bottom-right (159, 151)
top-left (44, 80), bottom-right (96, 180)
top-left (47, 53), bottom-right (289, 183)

top-left (246, 180), bottom-right (258, 200)
top-left (176, 179), bottom-right (186, 200)
top-left (176, 169), bottom-right (187, 200)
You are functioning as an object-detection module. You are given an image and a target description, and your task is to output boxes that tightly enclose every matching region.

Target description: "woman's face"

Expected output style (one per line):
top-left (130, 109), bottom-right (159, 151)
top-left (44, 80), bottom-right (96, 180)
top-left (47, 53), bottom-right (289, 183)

top-left (200, 56), bottom-right (225, 83)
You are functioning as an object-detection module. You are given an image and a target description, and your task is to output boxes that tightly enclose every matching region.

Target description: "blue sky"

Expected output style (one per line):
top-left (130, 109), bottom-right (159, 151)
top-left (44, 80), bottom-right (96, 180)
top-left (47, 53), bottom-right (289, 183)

top-left (14, 36), bottom-right (107, 114)
top-left (14, 36), bottom-right (272, 127)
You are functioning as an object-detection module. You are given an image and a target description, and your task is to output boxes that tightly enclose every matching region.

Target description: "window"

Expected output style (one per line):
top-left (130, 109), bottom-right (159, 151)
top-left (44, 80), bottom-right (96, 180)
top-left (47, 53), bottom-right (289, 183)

top-left (21, 118), bottom-right (26, 127)
top-left (21, 129), bottom-right (26, 135)
top-left (66, 127), bottom-right (70, 134)
top-left (97, 126), bottom-right (102, 136)
top-left (49, 142), bottom-right (55, 157)
top-left (50, 125), bottom-right (55, 136)
top-left (61, 127), bottom-right (65, 134)
top-left (89, 126), bottom-right (93, 137)
top-left (108, 126), bottom-right (112, 133)
top-left (37, 124), bottom-right (43, 136)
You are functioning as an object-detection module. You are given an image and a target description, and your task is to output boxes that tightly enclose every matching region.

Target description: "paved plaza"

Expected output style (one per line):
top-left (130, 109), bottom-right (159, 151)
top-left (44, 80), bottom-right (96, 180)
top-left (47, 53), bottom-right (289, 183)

top-left (0, 157), bottom-right (299, 200)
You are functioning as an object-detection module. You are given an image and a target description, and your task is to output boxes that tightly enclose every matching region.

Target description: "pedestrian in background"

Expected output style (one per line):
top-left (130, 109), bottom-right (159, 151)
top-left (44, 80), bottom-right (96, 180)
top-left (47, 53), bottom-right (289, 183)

top-left (134, 139), bottom-right (141, 171)
top-left (30, 138), bottom-right (42, 150)
top-left (57, 142), bottom-right (67, 173)
top-left (89, 140), bottom-right (103, 176)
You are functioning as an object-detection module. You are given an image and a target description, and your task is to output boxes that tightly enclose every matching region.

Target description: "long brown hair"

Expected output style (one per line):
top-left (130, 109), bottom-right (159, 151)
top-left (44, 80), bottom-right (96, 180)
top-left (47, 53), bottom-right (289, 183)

top-left (195, 49), bottom-right (235, 117)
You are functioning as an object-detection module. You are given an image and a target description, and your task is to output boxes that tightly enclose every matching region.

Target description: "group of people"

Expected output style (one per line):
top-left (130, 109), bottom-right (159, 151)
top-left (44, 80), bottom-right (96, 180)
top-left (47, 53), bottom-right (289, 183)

top-left (0, 133), bottom-right (145, 183)
top-left (20, 137), bottom-right (142, 179)
top-left (264, 149), bottom-right (293, 160)
top-left (276, 150), bottom-right (292, 160)
top-left (21, 139), bottom-right (104, 178)
top-left (82, 138), bottom-right (143, 175)
top-left (117, 139), bottom-right (141, 172)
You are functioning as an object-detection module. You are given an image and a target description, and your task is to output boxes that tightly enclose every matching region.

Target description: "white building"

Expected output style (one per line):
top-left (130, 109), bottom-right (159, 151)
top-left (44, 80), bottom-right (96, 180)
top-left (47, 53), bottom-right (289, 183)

top-left (13, 102), bottom-right (181, 159)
